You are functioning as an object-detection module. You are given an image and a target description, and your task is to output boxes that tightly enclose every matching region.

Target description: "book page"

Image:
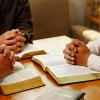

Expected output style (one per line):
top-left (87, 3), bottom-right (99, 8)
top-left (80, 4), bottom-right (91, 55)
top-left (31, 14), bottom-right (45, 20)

top-left (47, 64), bottom-right (98, 77)
top-left (32, 53), bottom-right (67, 70)
top-left (36, 88), bottom-right (85, 100)
top-left (0, 68), bottom-right (39, 84)
top-left (16, 36), bottom-right (71, 58)
top-left (34, 36), bottom-right (71, 53)
top-left (47, 64), bottom-right (99, 84)
top-left (32, 53), bottom-right (100, 74)
top-left (13, 61), bottom-right (25, 71)
top-left (15, 43), bottom-right (42, 58)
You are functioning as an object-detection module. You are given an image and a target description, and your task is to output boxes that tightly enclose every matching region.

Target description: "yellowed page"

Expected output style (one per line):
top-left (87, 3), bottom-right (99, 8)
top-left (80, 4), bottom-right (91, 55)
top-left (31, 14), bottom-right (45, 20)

top-left (15, 43), bottom-right (43, 59)
top-left (34, 36), bottom-right (71, 53)
top-left (0, 67), bottom-right (39, 84)
top-left (32, 53), bottom-right (100, 84)
top-left (15, 36), bottom-right (71, 59)
top-left (32, 53), bottom-right (67, 70)
top-left (47, 64), bottom-right (99, 84)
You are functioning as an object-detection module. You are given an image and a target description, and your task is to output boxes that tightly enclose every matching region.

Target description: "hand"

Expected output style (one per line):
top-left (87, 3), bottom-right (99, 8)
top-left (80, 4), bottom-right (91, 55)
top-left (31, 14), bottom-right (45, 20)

top-left (0, 44), bottom-right (15, 78)
top-left (74, 40), bottom-right (91, 66)
top-left (63, 39), bottom-right (78, 65)
top-left (3, 29), bottom-right (26, 53)
top-left (63, 39), bottom-right (91, 66)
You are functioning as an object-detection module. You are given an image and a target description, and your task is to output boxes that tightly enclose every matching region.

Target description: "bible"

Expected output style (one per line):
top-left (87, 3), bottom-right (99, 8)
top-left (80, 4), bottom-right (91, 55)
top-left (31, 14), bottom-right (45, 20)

top-left (0, 62), bottom-right (44, 95)
top-left (15, 43), bottom-right (46, 60)
top-left (32, 53), bottom-right (100, 84)
top-left (15, 35), bottom-right (71, 60)
top-left (35, 88), bottom-right (85, 100)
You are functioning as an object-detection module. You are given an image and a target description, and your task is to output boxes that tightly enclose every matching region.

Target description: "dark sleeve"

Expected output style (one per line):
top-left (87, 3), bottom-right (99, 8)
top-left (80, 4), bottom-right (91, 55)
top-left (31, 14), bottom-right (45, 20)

top-left (15, 0), bottom-right (34, 43)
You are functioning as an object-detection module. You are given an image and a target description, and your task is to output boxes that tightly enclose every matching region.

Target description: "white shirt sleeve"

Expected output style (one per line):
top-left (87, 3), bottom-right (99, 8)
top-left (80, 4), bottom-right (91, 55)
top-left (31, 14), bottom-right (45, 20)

top-left (86, 38), bottom-right (100, 71)
top-left (87, 38), bottom-right (100, 55)
top-left (87, 54), bottom-right (100, 71)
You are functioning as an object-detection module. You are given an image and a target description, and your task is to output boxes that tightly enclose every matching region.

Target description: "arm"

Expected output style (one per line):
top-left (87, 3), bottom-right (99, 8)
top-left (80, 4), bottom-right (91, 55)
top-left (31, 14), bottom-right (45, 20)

top-left (87, 54), bottom-right (100, 71)
top-left (87, 38), bottom-right (100, 55)
top-left (63, 39), bottom-right (90, 66)
top-left (63, 39), bottom-right (100, 71)
top-left (0, 0), bottom-right (33, 53)
top-left (14, 0), bottom-right (33, 43)
top-left (0, 29), bottom-right (26, 53)
top-left (75, 42), bottom-right (100, 71)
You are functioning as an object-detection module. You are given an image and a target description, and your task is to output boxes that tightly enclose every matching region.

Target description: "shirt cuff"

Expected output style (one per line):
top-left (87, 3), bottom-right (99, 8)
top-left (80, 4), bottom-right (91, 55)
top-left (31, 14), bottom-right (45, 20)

top-left (87, 54), bottom-right (100, 71)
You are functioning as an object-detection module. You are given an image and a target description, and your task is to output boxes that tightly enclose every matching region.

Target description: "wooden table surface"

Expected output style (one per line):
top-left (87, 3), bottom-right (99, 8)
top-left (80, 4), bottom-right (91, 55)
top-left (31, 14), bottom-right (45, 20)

top-left (0, 59), bottom-right (100, 100)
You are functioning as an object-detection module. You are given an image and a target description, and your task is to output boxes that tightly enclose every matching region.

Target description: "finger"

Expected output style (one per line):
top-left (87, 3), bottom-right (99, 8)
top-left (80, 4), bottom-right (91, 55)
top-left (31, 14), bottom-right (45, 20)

top-left (66, 43), bottom-right (78, 53)
top-left (9, 29), bottom-right (21, 37)
top-left (0, 46), bottom-right (4, 53)
top-left (10, 29), bottom-right (17, 34)
top-left (63, 48), bottom-right (75, 57)
top-left (9, 64), bottom-right (14, 71)
top-left (11, 59), bottom-right (15, 66)
top-left (9, 51), bottom-right (15, 66)
top-left (0, 44), bottom-right (6, 53)
top-left (7, 45), bottom-right (17, 52)
top-left (70, 44), bottom-right (77, 52)
top-left (15, 29), bottom-right (23, 36)
top-left (67, 60), bottom-right (75, 65)
top-left (16, 36), bottom-right (26, 42)
top-left (64, 54), bottom-right (75, 61)
top-left (72, 39), bottom-right (84, 47)
top-left (3, 47), bottom-right (10, 57)
top-left (16, 42), bottom-right (25, 47)
top-left (15, 29), bottom-right (20, 33)
top-left (15, 47), bottom-right (23, 53)
top-left (5, 34), bottom-right (17, 40)
top-left (4, 39), bottom-right (17, 45)
top-left (14, 42), bottom-right (25, 53)
top-left (9, 51), bottom-right (15, 60)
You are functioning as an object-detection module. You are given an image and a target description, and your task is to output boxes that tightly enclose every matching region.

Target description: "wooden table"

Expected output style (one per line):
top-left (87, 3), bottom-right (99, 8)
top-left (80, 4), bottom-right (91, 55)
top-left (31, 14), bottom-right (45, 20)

top-left (0, 59), bottom-right (100, 100)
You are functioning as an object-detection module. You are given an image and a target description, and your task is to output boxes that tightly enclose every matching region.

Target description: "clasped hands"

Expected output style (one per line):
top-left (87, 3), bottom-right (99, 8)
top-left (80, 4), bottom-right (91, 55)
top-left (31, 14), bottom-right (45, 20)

top-left (1, 29), bottom-right (26, 53)
top-left (63, 39), bottom-right (91, 66)
top-left (0, 29), bottom-right (26, 78)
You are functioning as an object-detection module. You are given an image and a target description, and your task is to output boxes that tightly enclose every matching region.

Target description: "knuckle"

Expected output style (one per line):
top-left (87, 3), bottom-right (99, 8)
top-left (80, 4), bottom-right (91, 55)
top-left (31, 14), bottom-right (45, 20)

top-left (64, 55), bottom-right (67, 60)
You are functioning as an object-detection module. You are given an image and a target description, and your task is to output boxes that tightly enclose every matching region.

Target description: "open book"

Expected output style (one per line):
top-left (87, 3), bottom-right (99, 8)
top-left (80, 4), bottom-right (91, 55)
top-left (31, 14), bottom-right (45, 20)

top-left (15, 35), bottom-right (71, 60)
top-left (36, 88), bottom-right (85, 100)
top-left (32, 53), bottom-right (100, 84)
top-left (15, 44), bottom-right (46, 60)
top-left (0, 62), bottom-right (44, 95)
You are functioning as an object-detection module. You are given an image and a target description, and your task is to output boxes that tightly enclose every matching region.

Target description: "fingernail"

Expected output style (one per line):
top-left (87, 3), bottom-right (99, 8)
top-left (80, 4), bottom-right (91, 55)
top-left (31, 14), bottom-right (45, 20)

top-left (74, 48), bottom-right (77, 53)
top-left (71, 57), bottom-right (74, 60)
top-left (71, 62), bottom-right (74, 64)
top-left (71, 53), bottom-right (74, 57)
